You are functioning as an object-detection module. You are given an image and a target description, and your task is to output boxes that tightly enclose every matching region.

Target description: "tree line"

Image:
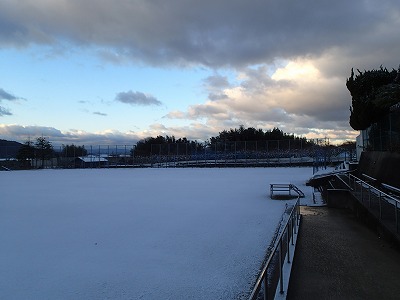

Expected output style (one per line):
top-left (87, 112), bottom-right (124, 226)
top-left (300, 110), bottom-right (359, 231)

top-left (133, 126), bottom-right (314, 156)
top-left (16, 137), bottom-right (87, 165)
top-left (15, 126), bottom-right (331, 161)
top-left (210, 126), bottom-right (310, 143)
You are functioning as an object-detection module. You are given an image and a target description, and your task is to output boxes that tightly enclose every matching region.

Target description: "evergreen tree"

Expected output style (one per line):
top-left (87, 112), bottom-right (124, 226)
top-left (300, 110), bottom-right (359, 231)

top-left (35, 137), bottom-right (54, 167)
top-left (62, 144), bottom-right (87, 157)
top-left (347, 66), bottom-right (400, 130)
top-left (16, 140), bottom-right (35, 163)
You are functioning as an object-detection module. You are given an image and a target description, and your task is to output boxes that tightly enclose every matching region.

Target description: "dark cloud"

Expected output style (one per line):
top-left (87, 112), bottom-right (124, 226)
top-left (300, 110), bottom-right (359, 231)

top-left (115, 91), bottom-right (162, 106)
top-left (208, 93), bottom-right (229, 101)
top-left (203, 74), bottom-right (231, 101)
top-left (203, 75), bottom-right (230, 89)
top-left (93, 111), bottom-right (107, 116)
top-left (0, 88), bottom-right (18, 101)
top-left (0, 0), bottom-right (398, 68)
top-left (0, 88), bottom-right (23, 116)
top-left (0, 106), bottom-right (12, 116)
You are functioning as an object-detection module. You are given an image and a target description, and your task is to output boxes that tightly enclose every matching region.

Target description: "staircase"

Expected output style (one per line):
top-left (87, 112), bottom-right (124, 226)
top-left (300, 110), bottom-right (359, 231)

top-left (290, 184), bottom-right (305, 198)
top-left (270, 183), bottom-right (305, 199)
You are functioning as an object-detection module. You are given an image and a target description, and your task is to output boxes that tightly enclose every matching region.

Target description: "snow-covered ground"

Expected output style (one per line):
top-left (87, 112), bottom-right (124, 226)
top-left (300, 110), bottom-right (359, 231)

top-left (0, 167), bottom-right (314, 299)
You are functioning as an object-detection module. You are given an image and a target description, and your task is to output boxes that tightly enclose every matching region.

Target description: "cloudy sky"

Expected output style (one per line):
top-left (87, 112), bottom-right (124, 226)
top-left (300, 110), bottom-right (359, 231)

top-left (0, 0), bottom-right (399, 146)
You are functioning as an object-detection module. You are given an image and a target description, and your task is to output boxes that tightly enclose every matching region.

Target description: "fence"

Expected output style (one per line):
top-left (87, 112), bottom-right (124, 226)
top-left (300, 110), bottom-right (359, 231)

top-left (248, 198), bottom-right (301, 300)
top-left (0, 140), bottom-right (355, 169)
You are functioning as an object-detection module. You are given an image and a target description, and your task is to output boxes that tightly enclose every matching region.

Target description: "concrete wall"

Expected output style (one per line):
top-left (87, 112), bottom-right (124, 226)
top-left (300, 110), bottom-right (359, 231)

top-left (358, 151), bottom-right (400, 189)
top-left (326, 189), bottom-right (355, 209)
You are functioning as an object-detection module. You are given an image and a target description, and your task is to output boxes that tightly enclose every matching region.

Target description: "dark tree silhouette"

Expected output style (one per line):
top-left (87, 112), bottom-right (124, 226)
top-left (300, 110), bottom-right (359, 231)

top-left (133, 135), bottom-right (203, 156)
top-left (347, 66), bottom-right (400, 130)
top-left (62, 144), bottom-right (87, 157)
top-left (16, 140), bottom-right (35, 167)
top-left (35, 137), bottom-right (54, 167)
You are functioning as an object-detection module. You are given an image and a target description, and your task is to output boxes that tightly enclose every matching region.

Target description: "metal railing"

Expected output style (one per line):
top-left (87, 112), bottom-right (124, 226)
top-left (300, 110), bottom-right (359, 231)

top-left (340, 173), bottom-right (400, 233)
top-left (248, 198), bottom-right (301, 300)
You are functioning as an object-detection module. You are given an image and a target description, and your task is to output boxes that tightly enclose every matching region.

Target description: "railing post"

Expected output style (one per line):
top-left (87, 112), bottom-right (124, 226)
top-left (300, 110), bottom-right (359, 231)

top-left (287, 228), bottom-right (291, 264)
top-left (395, 201), bottom-right (398, 233)
top-left (379, 191), bottom-right (382, 220)
top-left (291, 217), bottom-right (295, 246)
top-left (263, 275), bottom-right (268, 300)
top-left (360, 182), bottom-right (363, 203)
top-left (248, 200), bottom-right (301, 300)
top-left (368, 185), bottom-right (371, 207)
top-left (279, 240), bottom-right (284, 294)
top-left (297, 201), bottom-right (300, 226)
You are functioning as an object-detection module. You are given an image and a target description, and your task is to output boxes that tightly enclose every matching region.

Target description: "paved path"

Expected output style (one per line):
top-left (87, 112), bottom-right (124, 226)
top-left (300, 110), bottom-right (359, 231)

top-left (287, 206), bottom-right (400, 300)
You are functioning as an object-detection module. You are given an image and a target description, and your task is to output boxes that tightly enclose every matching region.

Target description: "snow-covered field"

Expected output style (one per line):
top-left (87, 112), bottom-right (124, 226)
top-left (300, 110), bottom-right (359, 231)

top-left (0, 167), bottom-right (313, 299)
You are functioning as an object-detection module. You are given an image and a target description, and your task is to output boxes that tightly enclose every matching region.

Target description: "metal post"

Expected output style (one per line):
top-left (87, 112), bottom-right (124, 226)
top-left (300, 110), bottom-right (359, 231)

top-left (90, 145), bottom-right (93, 168)
top-left (279, 241), bottom-right (284, 294)
top-left (115, 145), bottom-right (118, 167)
top-left (215, 143), bottom-right (217, 166)
top-left (395, 201), bottom-right (398, 233)
top-left (291, 217), bottom-right (295, 246)
top-left (245, 141), bottom-right (247, 166)
top-left (132, 145), bottom-right (135, 167)
top-left (287, 228), bottom-right (291, 263)
top-left (256, 141), bottom-right (258, 165)
top-left (297, 202), bottom-right (301, 226)
top-left (368, 185), bottom-right (371, 207)
top-left (235, 142), bottom-right (237, 167)
top-left (204, 143), bottom-right (207, 165)
top-left (263, 275), bottom-right (268, 300)
top-left (379, 191), bottom-right (382, 219)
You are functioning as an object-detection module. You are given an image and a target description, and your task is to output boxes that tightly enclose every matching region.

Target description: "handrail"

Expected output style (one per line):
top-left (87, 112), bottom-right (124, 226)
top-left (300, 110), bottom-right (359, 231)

top-left (270, 184), bottom-right (305, 198)
top-left (381, 183), bottom-right (400, 196)
top-left (343, 173), bottom-right (400, 233)
top-left (290, 184), bottom-right (305, 198)
top-left (346, 173), bottom-right (400, 205)
top-left (248, 198), bottom-right (301, 300)
top-left (334, 174), bottom-right (353, 190)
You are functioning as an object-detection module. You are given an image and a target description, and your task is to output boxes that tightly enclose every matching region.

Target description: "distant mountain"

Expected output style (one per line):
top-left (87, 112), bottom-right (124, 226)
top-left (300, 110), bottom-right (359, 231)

top-left (0, 139), bottom-right (23, 158)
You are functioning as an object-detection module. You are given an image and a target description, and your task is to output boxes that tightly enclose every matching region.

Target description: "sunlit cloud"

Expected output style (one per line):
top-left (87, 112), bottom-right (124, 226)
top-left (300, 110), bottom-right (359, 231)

top-left (163, 59), bottom-right (353, 142)
top-left (0, 124), bottom-right (141, 146)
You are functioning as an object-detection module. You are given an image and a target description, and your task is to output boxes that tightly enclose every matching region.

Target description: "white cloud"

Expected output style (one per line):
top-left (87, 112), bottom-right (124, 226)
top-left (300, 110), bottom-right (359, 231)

top-left (0, 125), bottom-right (141, 146)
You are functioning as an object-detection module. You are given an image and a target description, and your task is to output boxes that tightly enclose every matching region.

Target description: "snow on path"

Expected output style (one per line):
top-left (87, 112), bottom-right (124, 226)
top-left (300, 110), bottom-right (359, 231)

top-left (0, 168), bottom-right (313, 299)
